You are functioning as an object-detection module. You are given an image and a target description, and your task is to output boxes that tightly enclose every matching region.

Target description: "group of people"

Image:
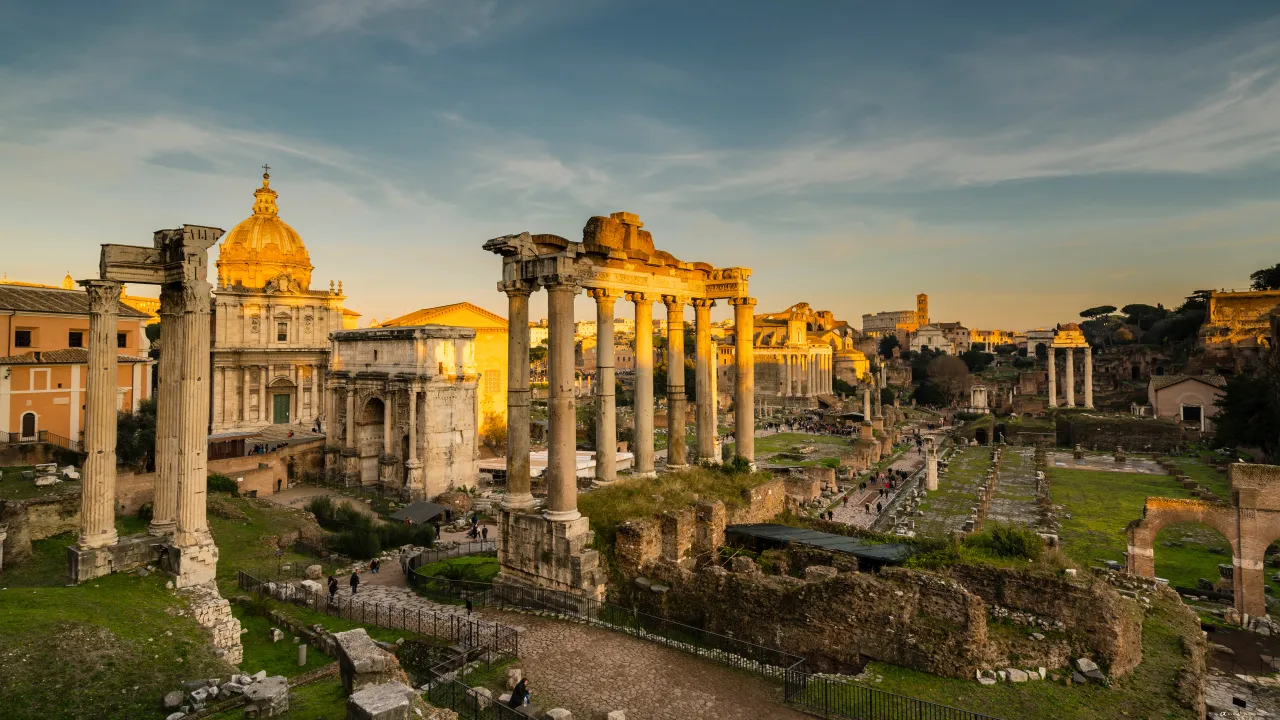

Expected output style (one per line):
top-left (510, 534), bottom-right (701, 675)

top-left (327, 572), bottom-right (359, 599)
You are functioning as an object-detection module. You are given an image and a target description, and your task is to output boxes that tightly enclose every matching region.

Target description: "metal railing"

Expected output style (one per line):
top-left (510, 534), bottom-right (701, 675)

top-left (410, 540), bottom-right (497, 571)
top-left (405, 572), bottom-right (1004, 720)
top-left (424, 679), bottom-right (530, 719)
top-left (236, 570), bottom-right (519, 659)
top-left (785, 673), bottom-right (1004, 720)
top-left (0, 430), bottom-right (82, 453)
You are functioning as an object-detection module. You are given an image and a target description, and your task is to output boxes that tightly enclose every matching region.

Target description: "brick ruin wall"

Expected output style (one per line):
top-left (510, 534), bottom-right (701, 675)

top-left (0, 490), bottom-right (80, 564)
top-left (1058, 415), bottom-right (1182, 453)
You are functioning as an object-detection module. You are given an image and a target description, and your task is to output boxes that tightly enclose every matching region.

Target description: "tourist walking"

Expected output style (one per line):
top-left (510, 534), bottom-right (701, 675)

top-left (327, 576), bottom-right (338, 603)
top-left (400, 552), bottom-right (409, 575)
top-left (481, 526), bottom-right (488, 541)
top-left (370, 559), bottom-right (380, 574)
top-left (349, 571), bottom-right (360, 595)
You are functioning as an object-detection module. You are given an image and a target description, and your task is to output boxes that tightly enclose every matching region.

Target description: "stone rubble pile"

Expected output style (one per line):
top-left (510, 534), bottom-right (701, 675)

top-left (181, 583), bottom-right (244, 665)
top-left (161, 671), bottom-right (283, 719)
top-left (987, 604), bottom-right (1066, 632)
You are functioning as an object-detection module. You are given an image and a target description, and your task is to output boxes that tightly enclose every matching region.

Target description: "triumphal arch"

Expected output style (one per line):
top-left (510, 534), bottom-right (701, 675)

top-left (484, 211), bottom-right (755, 600)
top-left (1128, 463), bottom-right (1280, 620)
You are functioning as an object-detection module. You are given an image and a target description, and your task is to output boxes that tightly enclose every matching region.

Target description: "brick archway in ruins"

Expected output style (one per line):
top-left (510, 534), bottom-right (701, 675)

top-left (1127, 463), bottom-right (1280, 619)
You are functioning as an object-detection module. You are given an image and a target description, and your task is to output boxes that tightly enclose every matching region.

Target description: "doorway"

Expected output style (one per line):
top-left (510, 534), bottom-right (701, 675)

top-left (272, 393), bottom-right (291, 424)
top-left (20, 412), bottom-right (36, 440)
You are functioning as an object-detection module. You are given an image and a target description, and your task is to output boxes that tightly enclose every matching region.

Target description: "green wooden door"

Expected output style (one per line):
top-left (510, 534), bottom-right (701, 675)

top-left (272, 393), bottom-right (290, 424)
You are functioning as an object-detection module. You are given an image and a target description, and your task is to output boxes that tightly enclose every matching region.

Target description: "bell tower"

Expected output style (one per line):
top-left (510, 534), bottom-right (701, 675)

top-left (916, 293), bottom-right (929, 328)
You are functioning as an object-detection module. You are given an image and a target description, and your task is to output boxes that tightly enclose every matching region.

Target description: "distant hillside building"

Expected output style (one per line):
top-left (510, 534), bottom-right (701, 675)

top-left (862, 293), bottom-right (928, 346)
top-left (1148, 375), bottom-right (1226, 432)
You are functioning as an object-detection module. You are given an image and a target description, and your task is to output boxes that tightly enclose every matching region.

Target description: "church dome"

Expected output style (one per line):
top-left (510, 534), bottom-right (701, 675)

top-left (216, 169), bottom-right (313, 290)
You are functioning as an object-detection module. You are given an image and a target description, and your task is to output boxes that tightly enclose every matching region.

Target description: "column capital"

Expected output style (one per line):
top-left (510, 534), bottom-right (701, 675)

top-left (626, 290), bottom-right (654, 305)
top-left (79, 279), bottom-right (123, 310)
top-left (662, 294), bottom-right (688, 310)
top-left (587, 287), bottom-right (621, 304)
top-left (689, 298), bottom-right (716, 309)
top-left (499, 280), bottom-right (537, 297)
top-left (543, 274), bottom-right (581, 292)
top-left (728, 296), bottom-right (757, 308)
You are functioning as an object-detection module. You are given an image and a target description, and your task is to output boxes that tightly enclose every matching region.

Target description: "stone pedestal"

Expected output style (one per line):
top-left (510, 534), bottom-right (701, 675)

top-left (66, 534), bottom-right (155, 583)
top-left (335, 628), bottom-right (410, 695)
top-left (347, 682), bottom-right (416, 720)
top-left (243, 676), bottom-right (290, 718)
top-left (343, 449), bottom-right (361, 486)
top-left (170, 537), bottom-right (219, 588)
top-left (495, 509), bottom-right (606, 604)
top-left (403, 459), bottom-right (424, 502)
top-left (859, 423), bottom-right (873, 441)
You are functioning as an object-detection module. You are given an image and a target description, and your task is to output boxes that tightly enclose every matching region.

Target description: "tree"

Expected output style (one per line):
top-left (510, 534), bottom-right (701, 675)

top-left (926, 355), bottom-right (971, 404)
top-left (116, 397), bottom-right (158, 471)
top-left (912, 382), bottom-right (946, 407)
top-left (529, 345), bottom-right (548, 364)
top-left (1215, 371), bottom-right (1280, 458)
top-left (878, 335), bottom-right (900, 358)
top-left (481, 412), bottom-right (507, 455)
top-left (994, 343), bottom-right (1017, 356)
top-left (1080, 305), bottom-right (1117, 319)
top-left (1250, 263), bottom-right (1280, 291)
top-left (960, 349), bottom-right (995, 373)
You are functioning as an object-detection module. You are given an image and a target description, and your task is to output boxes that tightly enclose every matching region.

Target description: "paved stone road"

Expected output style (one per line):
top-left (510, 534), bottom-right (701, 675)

top-left (487, 610), bottom-right (809, 720)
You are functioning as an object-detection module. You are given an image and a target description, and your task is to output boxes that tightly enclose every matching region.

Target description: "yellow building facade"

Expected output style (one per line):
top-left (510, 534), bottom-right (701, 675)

top-left (0, 283), bottom-right (153, 446)
top-left (377, 303), bottom-right (508, 434)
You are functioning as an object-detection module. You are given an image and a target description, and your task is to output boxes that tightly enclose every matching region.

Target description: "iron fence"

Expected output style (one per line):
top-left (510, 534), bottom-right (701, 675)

top-left (410, 540), bottom-right (498, 570)
top-left (236, 570), bottom-right (519, 659)
top-left (424, 679), bottom-right (530, 719)
top-left (0, 430), bottom-right (82, 453)
top-left (784, 673), bottom-right (1004, 720)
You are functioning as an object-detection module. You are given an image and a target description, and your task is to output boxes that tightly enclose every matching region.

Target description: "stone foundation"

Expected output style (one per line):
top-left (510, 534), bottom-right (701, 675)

top-left (170, 537), bottom-right (220, 588)
top-left (2, 489), bottom-right (80, 566)
top-left (496, 509), bottom-right (606, 604)
top-left (183, 582), bottom-right (244, 665)
top-left (66, 533), bottom-right (157, 583)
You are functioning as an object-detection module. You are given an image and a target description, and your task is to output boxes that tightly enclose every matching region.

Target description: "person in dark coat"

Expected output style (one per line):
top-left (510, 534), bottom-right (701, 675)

top-left (327, 576), bottom-right (338, 603)
top-left (349, 571), bottom-right (360, 595)
top-left (508, 678), bottom-right (531, 708)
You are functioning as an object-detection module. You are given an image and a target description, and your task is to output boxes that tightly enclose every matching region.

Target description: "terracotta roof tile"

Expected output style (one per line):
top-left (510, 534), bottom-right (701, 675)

top-left (1150, 374), bottom-right (1227, 391)
top-left (0, 349), bottom-right (150, 365)
top-left (0, 285), bottom-right (150, 319)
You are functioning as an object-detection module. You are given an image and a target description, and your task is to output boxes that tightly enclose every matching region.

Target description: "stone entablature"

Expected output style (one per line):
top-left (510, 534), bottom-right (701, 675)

top-left (1047, 324), bottom-right (1094, 410)
top-left (325, 326), bottom-right (479, 500)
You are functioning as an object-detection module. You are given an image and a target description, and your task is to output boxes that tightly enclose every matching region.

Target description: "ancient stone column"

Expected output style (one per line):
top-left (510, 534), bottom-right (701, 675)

top-left (692, 298), bottom-right (716, 463)
top-left (241, 367), bottom-right (250, 422)
top-left (731, 297), bottom-right (756, 463)
top-left (863, 386), bottom-right (872, 419)
top-left (310, 365), bottom-right (319, 422)
top-left (173, 277), bottom-right (216, 558)
top-left (784, 354), bottom-right (793, 397)
top-left (503, 284), bottom-right (535, 508)
top-left (382, 391), bottom-right (392, 454)
top-left (324, 378), bottom-right (338, 445)
top-left (590, 289), bottom-right (618, 485)
top-left (258, 365), bottom-right (267, 421)
top-left (1084, 346), bottom-right (1094, 409)
top-left (629, 292), bottom-right (656, 478)
top-left (664, 296), bottom-right (688, 469)
top-left (1065, 348), bottom-right (1076, 408)
top-left (1047, 348), bottom-right (1058, 408)
top-left (405, 383), bottom-right (421, 495)
top-left (150, 284), bottom-right (183, 536)
top-left (77, 280), bottom-right (123, 550)
top-left (545, 279), bottom-right (580, 521)
top-left (345, 380), bottom-right (357, 449)
top-left (926, 439), bottom-right (939, 491)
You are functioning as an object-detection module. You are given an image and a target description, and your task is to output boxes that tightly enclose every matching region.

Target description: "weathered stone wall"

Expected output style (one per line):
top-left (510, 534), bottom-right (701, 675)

top-left (496, 510), bottom-right (606, 602)
top-left (949, 564), bottom-right (1144, 675)
top-left (0, 442), bottom-right (79, 468)
top-left (1058, 415), bottom-right (1181, 452)
top-left (726, 479), bottom-right (786, 524)
top-left (0, 490), bottom-right (80, 565)
top-left (116, 439), bottom-right (325, 513)
top-left (182, 583), bottom-right (244, 666)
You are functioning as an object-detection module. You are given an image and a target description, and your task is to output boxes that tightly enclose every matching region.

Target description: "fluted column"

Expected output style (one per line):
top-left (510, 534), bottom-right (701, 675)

top-left (1047, 348), bottom-right (1058, 407)
top-left (503, 284), bottom-right (535, 508)
top-left (784, 354), bottom-right (793, 397)
top-left (590, 289), bottom-right (619, 485)
top-left (692, 298), bottom-right (715, 463)
top-left (345, 379), bottom-right (356, 449)
top-left (325, 379), bottom-right (339, 445)
top-left (173, 277), bottom-right (214, 550)
top-left (241, 367), bottom-right (250, 422)
top-left (78, 280), bottom-right (122, 550)
top-left (258, 365), bottom-right (267, 422)
top-left (150, 285), bottom-right (183, 536)
top-left (863, 385), bottom-right (872, 419)
top-left (664, 295), bottom-right (688, 469)
top-left (545, 278), bottom-right (580, 521)
top-left (1084, 346), bottom-right (1094, 409)
top-left (1065, 348), bottom-right (1076, 408)
top-left (382, 389), bottom-right (392, 454)
top-left (629, 292), bottom-right (656, 478)
top-left (731, 297), bottom-right (756, 462)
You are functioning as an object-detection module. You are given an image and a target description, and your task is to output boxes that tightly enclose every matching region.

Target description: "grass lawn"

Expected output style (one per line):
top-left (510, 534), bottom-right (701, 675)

top-left (0, 475), bottom-right (82, 500)
top-left (831, 589), bottom-right (1198, 719)
top-left (577, 466), bottom-right (775, 551)
top-left (204, 675), bottom-right (349, 720)
top-left (0, 572), bottom-right (232, 720)
top-left (416, 554), bottom-right (501, 583)
top-left (915, 447), bottom-right (993, 538)
top-left (234, 606), bottom-right (333, 678)
top-left (1167, 455), bottom-right (1230, 498)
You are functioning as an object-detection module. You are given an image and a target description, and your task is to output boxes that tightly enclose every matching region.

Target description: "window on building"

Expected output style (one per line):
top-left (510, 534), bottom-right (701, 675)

top-left (277, 322), bottom-right (288, 342)
top-left (14, 329), bottom-right (32, 348)
top-left (1182, 405), bottom-right (1203, 424)
top-left (117, 332), bottom-right (128, 349)
top-left (68, 331), bottom-right (84, 348)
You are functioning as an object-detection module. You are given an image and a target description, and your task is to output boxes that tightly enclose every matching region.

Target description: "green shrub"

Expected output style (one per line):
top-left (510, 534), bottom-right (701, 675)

top-left (820, 458), bottom-right (841, 469)
top-left (967, 522), bottom-right (1044, 561)
top-left (305, 494), bottom-right (333, 520)
top-left (136, 502), bottom-right (153, 523)
top-left (207, 473), bottom-right (239, 496)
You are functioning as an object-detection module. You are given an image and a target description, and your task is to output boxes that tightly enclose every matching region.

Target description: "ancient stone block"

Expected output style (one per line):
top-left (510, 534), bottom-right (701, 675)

top-left (545, 710), bottom-right (572, 720)
top-left (802, 565), bottom-right (838, 583)
top-left (346, 681), bottom-right (415, 720)
top-left (335, 628), bottom-right (409, 695)
top-left (243, 675), bottom-right (289, 717)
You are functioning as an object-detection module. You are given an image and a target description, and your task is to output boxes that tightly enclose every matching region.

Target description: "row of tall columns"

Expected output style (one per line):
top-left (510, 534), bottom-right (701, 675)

top-left (779, 351), bottom-right (833, 397)
top-left (1046, 347), bottom-right (1094, 409)
top-left (502, 284), bottom-right (756, 519)
top-left (78, 276), bottom-right (215, 566)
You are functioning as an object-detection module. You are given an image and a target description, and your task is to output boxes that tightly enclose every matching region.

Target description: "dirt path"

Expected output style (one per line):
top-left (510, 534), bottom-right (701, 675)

top-left (487, 611), bottom-right (809, 720)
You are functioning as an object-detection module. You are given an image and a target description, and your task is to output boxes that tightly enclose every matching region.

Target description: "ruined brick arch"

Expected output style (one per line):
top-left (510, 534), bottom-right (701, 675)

top-left (1128, 465), bottom-right (1280, 620)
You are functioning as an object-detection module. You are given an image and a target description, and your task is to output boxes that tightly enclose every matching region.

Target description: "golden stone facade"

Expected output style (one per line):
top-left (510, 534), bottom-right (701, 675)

top-left (209, 171), bottom-right (352, 433)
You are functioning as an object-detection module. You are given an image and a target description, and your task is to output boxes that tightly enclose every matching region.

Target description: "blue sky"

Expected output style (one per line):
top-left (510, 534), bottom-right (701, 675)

top-left (1, 0), bottom-right (1278, 329)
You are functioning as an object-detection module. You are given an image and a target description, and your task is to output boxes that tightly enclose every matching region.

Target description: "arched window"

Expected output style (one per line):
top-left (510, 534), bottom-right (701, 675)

top-left (20, 412), bottom-right (36, 439)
